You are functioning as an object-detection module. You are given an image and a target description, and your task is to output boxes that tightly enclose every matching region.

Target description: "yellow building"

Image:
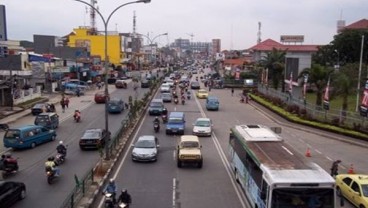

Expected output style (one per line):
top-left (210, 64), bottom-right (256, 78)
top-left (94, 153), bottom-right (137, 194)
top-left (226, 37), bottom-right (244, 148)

top-left (68, 27), bottom-right (123, 65)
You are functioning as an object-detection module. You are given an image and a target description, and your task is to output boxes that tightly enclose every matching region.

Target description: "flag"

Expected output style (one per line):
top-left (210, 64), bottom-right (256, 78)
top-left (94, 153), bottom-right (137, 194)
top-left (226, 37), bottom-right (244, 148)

top-left (324, 77), bottom-right (330, 101)
top-left (265, 68), bottom-right (268, 86)
top-left (288, 72), bottom-right (293, 93)
top-left (303, 74), bottom-right (309, 99)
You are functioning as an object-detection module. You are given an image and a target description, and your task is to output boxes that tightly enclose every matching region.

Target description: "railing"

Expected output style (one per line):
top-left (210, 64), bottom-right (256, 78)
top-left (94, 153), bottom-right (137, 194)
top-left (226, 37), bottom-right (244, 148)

top-left (257, 85), bottom-right (368, 131)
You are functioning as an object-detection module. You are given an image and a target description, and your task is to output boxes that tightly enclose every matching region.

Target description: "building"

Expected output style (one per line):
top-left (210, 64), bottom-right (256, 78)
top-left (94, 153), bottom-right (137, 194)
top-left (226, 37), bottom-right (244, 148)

top-left (0, 5), bottom-right (7, 57)
top-left (212, 39), bottom-right (221, 55)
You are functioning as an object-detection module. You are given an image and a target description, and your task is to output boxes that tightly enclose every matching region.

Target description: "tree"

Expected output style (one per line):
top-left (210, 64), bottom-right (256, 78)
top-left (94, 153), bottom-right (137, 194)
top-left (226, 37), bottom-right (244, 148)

top-left (300, 64), bottom-right (334, 106)
top-left (259, 48), bottom-right (286, 90)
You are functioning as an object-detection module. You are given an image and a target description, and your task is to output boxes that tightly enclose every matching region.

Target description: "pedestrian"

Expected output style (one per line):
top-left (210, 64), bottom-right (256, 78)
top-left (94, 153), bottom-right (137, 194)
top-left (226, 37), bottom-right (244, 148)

top-left (231, 88), bottom-right (234, 96)
top-left (65, 97), bottom-right (70, 108)
top-left (330, 160), bottom-right (341, 177)
top-left (60, 98), bottom-right (66, 113)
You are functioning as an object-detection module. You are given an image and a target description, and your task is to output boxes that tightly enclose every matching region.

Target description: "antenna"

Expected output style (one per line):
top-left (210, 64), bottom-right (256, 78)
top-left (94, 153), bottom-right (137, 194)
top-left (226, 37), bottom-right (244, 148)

top-left (90, 0), bottom-right (98, 35)
top-left (257, 22), bottom-right (262, 44)
top-left (186, 33), bottom-right (194, 42)
top-left (133, 11), bottom-right (136, 37)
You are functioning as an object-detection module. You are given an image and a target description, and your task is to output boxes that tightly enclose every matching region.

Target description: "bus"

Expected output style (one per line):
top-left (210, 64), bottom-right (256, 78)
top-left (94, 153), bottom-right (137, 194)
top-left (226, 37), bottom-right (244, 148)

top-left (229, 124), bottom-right (335, 208)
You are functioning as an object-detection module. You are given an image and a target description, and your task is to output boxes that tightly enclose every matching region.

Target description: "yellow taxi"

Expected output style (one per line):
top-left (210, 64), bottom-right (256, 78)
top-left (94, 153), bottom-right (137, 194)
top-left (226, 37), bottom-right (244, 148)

top-left (196, 89), bottom-right (209, 99)
top-left (336, 174), bottom-right (368, 207)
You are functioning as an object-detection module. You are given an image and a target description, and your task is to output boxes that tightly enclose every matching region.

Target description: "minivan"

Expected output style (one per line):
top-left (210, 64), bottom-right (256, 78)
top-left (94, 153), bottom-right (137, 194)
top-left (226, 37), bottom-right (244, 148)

top-left (3, 125), bottom-right (57, 149)
top-left (148, 99), bottom-right (165, 115)
top-left (34, 113), bottom-right (59, 129)
top-left (166, 112), bottom-right (185, 135)
top-left (206, 96), bottom-right (220, 111)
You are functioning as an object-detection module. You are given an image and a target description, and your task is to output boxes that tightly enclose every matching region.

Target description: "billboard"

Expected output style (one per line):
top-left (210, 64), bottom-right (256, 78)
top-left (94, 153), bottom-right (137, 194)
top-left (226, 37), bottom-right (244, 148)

top-left (280, 35), bottom-right (304, 43)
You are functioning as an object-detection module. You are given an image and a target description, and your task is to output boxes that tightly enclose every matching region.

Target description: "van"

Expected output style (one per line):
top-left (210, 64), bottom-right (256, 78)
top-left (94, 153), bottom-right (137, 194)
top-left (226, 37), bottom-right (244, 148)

top-left (3, 125), bottom-right (57, 149)
top-left (148, 99), bottom-right (165, 115)
top-left (166, 112), bottom-right (185, 135)
top-left (34, 113), bottom-right (59, 129)
top-left (206, 96), bottom-right (220, 111)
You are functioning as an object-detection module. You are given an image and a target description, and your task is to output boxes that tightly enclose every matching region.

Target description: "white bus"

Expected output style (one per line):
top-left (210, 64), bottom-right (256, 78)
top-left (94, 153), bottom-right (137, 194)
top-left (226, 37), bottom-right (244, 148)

top-left (229, 124), bottom-right (335, 208)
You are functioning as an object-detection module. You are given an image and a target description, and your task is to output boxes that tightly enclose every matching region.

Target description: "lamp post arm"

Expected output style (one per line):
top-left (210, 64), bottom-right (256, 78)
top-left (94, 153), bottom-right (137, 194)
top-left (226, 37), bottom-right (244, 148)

top-left (107, 1), bottom-right (144, 25)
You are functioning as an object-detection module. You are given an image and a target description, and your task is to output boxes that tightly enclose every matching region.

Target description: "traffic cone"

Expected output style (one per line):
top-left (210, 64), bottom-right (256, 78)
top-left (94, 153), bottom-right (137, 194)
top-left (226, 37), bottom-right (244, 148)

top-left (348, 164), bottom-right (355, 174)
top-left (305, 148), bottom-right (311, 157)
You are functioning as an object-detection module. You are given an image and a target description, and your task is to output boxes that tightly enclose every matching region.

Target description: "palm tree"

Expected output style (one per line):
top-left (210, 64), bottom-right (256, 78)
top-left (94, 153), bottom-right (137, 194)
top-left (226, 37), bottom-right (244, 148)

top-left (300, 64), bottom-right (334, 106)
top-left (259, 48), bottom-right (286, 90)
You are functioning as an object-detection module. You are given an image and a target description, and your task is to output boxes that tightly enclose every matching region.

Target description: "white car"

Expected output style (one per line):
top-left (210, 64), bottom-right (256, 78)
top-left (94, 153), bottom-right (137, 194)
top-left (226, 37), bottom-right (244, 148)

top-left (192, 118), bottom-right (213, 137)
top-left (165, 80), bottom-right (174, 88)
top-left (160, 83), bottom-right (171, 93)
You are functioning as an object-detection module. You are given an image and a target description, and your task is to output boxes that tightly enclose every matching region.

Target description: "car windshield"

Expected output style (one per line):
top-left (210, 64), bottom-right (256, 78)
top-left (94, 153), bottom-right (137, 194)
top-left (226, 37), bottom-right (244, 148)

top-left (83, 131), bottom-right (100, 138)
top-left (181, 141), bottom-right (199, 148)
top-left (135, 140), bottom-right (155, 148)
top-left (168, 118), bottom-right (182, 124)
top-left (162, 94), bottom-right (171, 98)
top-left (199, 90), bottom-right (207, 93)
top-left (33, 103), bottom-right (44, 108)
top-left (4, 130), bottom-right (21, 139)
top-left (192, 82), bottom-right (199, 86)
top-left (35, 115), bottom-right (49, 123)
top-left (108, 99), bottom-right (121, 104)
top-left (195, 120), bottom-right (210, 127)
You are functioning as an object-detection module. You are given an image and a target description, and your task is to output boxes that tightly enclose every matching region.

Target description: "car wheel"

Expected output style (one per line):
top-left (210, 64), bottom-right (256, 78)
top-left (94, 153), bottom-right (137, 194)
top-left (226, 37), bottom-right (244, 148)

top-left (177, 160), bottom-right (182, 168)
top-left (31, 142), bottom-right (36, 148)
top-left (19, 189), bottom-right (26, 199)
top-left (198, 160), bottom-right (203, 168)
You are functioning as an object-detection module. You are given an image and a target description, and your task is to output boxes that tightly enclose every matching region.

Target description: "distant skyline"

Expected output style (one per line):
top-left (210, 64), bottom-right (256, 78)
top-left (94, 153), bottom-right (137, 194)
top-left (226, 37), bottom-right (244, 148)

top-left (0, 0), bottom-right (367, 50)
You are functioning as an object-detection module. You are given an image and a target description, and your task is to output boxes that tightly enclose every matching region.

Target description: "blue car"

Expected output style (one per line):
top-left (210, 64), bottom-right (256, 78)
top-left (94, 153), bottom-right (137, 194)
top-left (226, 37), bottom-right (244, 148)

top-left (166, 112), bottom-right (185, 135)
top-left (206, 96), bottom-right (220, 111)
top-left (107, 98), bottom-right (124, 113)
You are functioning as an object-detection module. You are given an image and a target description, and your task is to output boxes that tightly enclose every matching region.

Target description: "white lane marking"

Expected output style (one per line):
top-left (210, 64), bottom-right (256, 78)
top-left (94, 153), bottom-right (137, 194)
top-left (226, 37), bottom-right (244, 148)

top-left (173, 178), bottom-right (177, 208)
top-left (195, 96), bottom-right (248, 208)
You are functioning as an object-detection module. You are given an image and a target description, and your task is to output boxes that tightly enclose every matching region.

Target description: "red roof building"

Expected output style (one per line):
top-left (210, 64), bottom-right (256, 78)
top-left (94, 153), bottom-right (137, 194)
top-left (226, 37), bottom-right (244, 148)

top-left (343, 19), bottom-right (368, 30)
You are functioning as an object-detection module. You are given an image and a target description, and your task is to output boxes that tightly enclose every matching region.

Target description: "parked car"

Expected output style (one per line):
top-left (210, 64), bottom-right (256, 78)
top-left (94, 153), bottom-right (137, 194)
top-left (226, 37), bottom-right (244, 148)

top-left (192, 118), bottom-right (213, 137)
top-left (196, 89), bottom-right (209, 99)
top-left (131, 135), bottom-right (159, 162)
top-left (3, 125), bottom-right (57, 149)
top-left (79, 128), bottom-right (108, 150)
top-left (107, 98), bottom-right (124, 113)
top-left (94, 91), bottom-right (108, 103)
top-left (161, 93), bottom-right (172, 103)
top-left (31, 103), bottom-right (55, 116)
top-left (336, 174), bottom-right (368, 207)
top-left (190, 81), bottom-right (200, 89)
top-left (0, 181), bottom-right (26, 207)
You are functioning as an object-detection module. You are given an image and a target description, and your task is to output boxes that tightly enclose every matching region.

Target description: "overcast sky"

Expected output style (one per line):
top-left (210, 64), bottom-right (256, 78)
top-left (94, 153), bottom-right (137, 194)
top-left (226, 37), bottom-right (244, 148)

top-left (1, 0), bottom-right (367, 50)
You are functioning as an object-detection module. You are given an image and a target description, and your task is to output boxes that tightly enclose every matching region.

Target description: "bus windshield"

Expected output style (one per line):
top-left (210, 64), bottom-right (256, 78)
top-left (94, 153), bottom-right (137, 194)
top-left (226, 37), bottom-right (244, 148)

top-left (271, 188), bottom-right (334, 208)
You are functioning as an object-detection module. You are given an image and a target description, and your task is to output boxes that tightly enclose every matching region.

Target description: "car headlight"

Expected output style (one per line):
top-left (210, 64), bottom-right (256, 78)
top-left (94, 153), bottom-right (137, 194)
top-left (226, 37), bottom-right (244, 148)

top-left (179, 127), bottom-right (184, 130)
top-left (132, 152), bottom-right (138, 156)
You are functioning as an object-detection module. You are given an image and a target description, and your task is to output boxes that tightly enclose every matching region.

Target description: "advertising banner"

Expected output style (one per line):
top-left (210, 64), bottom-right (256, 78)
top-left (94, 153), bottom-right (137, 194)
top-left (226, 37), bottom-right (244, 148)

top-left (359, 80), bottom-right (368, 116)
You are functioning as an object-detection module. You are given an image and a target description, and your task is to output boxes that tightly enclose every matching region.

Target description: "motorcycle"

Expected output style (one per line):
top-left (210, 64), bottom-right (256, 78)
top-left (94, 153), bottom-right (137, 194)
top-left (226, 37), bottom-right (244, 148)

top-left (187, 93), bottom-right (191, 100)
top-left (153, 122), bottom-right (160, 133)
top-left (0, 157), bottom-right (19, 178)
top-left (181, 99), bottom-right (185, 105)
top-left (74, 113), bottom-right (81, 123)
top-left (161, 114), bottom-right (168, 123)
top-left (104, 192), bottom-right (116, 208)
top-left (45, 166), bottom-right (59, 184)
top-left (55, 152), bottom-right (66, 165)
top-left (174, 98), bottom-right (179, 104)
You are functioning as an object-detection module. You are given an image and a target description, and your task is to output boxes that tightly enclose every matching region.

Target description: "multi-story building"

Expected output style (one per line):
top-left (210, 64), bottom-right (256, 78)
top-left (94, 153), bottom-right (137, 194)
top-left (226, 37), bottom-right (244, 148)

top-left (212, 39), bottom-right (221, 55)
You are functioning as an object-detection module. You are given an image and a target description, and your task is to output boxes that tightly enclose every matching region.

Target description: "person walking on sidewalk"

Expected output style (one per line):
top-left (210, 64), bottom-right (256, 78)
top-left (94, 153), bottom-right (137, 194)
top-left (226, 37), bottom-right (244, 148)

top-left (231, 88), bottom-right (234, 96)
top-left (65, 97), bottom-right (70, 108)
top-left (60, 98), bottom-right (66, 113)
top-left (330, 160), bottom-right (341, 177)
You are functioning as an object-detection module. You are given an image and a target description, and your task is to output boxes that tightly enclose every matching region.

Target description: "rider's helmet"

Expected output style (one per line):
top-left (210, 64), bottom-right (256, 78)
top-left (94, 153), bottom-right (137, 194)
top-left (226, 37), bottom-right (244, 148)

top-left (121, 189), bottom-right (127, 193)
top-left (75, 109), bottom-right (79, 112)
top-left (109, 178), bottom-right (114, 184)
top-left (59, 141), bottom-right (63, 145)
top-left (1, 154), bottom-right (5, 159)
top-left (48, 157), bottom-right (54, 161)
top-left (155, 116), bottom-right (159, 120)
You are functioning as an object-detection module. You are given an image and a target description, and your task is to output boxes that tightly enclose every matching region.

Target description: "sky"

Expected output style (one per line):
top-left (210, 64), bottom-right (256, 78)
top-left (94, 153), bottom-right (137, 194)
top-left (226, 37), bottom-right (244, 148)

top-left (1, 0), bottom-right (367, 50)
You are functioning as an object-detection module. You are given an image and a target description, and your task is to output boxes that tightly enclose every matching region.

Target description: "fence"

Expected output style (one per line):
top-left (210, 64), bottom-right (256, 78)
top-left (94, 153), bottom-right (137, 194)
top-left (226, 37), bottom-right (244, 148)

top-left (257, 85), bottom-right (368, 130)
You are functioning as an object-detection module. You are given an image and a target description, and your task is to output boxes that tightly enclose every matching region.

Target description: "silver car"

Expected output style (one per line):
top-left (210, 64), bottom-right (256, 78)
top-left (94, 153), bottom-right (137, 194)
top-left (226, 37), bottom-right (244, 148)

top-left (131, 135), bottom-right (159, 162)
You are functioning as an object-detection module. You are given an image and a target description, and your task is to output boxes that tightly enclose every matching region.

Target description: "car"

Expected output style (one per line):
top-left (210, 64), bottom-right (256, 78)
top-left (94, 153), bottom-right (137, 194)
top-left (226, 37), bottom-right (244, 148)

top-left (148, 99), bottom-right (165, 115)
top-left (79, 128), bottom-right (108, 150)
top-left (160, 83), bottom-right (171, 93)
top-left (206, 96), bottom-right (220, 111)
top-left (141, 79), bottom-right (150, 88)
top-left (115, 80), bottom-right (127, 88)
top-left (31, 103), bottom-right (55, 115)
top-left (0, 181), bottom-right (26, 207)
top-left (196, 89), bottom-right (209, 99)
top-left (131, 135), bottom-right (159, 162)
top-left (161, 93), bottom-right (172, 103)
top-left (336, 174), bottom-right (368, 208)
top-left (192, 118), bottom-right (213, 137)
top-left (107, 98), bottom-right (124, 113)
top-left (165, 79), bottom-right (174, 88)
top-left (190, 81), bottom-right (201, 89)
top-left (94, 91), bottom-right (108, 103)
top-left (34, 112), bottom-right (59, 129)
top-left (176, 135), bottom-right (202, 168)
top-left (166, 112), bottom-right (185, 135)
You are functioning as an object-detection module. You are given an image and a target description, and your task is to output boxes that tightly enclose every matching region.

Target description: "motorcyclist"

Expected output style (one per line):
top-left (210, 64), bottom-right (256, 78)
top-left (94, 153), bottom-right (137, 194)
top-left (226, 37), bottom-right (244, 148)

top-left (153, 116), bottom-right (160, 125)
top-left (73, 109), bottom-right (81, 120)
top-left (56, 141), bottom-right (67, 159)
top-left (45, 156), bottom-right (60, 176)
top-left (0, 154), bottom-right (5, 170)
top-left (118, 189), bottom-right (132, 207)
top-left (104, 179), bottom-right (118, 204)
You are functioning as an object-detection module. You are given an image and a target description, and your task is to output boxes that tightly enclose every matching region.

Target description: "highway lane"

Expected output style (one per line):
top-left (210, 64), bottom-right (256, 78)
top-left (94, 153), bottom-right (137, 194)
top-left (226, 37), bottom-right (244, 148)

top-left (8, 79), bottom-right (150, 208)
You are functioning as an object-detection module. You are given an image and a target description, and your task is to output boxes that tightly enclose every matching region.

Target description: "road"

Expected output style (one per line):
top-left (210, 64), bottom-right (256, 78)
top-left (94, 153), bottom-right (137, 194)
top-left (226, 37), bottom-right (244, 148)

top-left (8, 72), bottom-right (151, 208)
top-left (96, 69), bottom-right (360, 208)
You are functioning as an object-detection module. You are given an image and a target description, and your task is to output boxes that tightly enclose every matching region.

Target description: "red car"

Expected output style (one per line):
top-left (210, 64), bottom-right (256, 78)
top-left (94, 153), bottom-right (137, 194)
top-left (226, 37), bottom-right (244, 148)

top-left (94, 92), bottom-right (108, 103)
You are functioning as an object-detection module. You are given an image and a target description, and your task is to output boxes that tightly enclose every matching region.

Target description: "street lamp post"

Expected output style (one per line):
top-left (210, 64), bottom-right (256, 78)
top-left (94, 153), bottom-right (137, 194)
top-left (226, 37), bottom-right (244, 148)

top-left (140, 33), bottom-right (168, 65)
top-left (72, 0), bottom-right (151, 160)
